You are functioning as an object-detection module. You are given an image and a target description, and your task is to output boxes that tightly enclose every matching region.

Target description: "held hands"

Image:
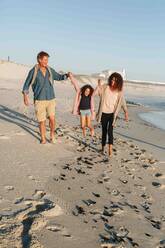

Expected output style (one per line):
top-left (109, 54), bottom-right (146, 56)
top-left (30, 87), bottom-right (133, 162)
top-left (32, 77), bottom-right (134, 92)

top-left (67, 72), bottom-right (76, 84)
top-left (67, 72), bottom-right (74, 79)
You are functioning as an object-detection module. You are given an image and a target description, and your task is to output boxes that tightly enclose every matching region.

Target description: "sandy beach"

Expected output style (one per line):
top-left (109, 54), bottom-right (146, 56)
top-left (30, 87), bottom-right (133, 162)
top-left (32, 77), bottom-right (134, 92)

top-left (0, 61), bottom-right (165, 248)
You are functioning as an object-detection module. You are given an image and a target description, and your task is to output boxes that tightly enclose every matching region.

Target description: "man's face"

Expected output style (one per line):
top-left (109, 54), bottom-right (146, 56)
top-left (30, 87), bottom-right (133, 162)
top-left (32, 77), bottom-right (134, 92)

top-left (38, 56), bottom-right (48, 67)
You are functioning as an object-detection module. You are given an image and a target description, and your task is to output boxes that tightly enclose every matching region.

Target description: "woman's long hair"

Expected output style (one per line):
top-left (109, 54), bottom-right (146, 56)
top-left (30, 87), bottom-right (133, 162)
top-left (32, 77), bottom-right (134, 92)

top-left (108, 72), bottom-right (123, 91)
top-left (81, 84), bottom-right (94, 96)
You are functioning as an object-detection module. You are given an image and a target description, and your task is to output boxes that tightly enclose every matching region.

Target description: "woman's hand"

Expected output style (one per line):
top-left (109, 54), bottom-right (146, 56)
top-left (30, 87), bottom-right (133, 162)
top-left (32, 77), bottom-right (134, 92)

top-left (98, 79), bottom-right (102, 87)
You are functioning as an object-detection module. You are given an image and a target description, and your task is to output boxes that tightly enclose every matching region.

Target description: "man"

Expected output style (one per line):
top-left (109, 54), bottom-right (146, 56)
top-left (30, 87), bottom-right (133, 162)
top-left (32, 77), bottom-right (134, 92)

top-left (22, 51), bottom-right (70, 144)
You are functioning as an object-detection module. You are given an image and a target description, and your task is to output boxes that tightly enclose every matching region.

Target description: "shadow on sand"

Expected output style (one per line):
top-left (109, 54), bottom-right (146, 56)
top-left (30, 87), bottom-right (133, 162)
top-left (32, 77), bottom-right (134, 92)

top-left (0, 104), bottom-right (40, 141)
top-left (1, 105), bottom-right (163, 152)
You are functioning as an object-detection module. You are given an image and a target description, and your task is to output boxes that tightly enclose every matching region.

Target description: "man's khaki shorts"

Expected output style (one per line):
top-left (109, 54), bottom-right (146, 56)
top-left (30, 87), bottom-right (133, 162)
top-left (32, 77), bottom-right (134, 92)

top-left (34, 99), bottom-right (56, 122)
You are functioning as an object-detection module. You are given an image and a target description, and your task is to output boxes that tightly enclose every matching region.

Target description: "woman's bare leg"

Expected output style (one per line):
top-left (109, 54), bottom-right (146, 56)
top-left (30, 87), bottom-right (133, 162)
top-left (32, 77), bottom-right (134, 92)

top-left (108, 144), bottom-right (113, 157)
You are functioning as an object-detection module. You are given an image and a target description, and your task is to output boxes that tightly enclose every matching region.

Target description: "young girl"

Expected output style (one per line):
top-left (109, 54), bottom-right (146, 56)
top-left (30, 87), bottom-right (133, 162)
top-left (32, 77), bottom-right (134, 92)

top-left (69, 73), bottom-right (95, 138)
top-left (94, 73), bottom-right (128, 157)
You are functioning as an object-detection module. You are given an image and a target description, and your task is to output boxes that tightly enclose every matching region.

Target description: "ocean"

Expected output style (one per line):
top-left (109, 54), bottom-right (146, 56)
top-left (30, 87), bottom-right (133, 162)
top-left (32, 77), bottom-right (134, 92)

top-left (126, 95), bottom-right (165, 131)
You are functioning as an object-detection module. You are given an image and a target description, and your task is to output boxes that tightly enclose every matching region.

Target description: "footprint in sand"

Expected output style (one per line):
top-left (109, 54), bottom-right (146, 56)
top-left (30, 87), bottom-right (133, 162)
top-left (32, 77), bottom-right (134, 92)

top-left (42, 204), bottom-right (63, 218)
top-left (16, 162), bottom-right (26, 167)
top-left (28, 175), bottom-right (36, 181)
top-left (134, 183), bottom-right (146, 190)
top-left (100, 224), bottom-right (138, 248)
top-left (15, 131), bottom-right (27, 136)
top-left (4, 185), bottom-right (14, 191)
top-left (28, 175), bottom-right (40, 183)
top-left (152, 181), bottom-right (161, 188)
top-left (0, 190), bottom-right (65, 248)
top-left (0, 134), bottom-right (10, 140)
top-left (154, 172), bottom-right (165, 180)
top-left (82, 199), bottom-right (96, 206)
top-left (14, 197), bottom-right (24, 204)
top-left (32, 190), bottom-right (46, 200)
top-left (0, 195), bottom-right (5, 203)
top-left (46, 223), bottom-right (71, 238)
top-left (46, 224), bottom-right (61, 232)
top-left (111, 189), bottom-right (120, 196)
top-left (159, 184), bottom-right (165, 190)
top-left (159, 239), bottom-right (165, 247)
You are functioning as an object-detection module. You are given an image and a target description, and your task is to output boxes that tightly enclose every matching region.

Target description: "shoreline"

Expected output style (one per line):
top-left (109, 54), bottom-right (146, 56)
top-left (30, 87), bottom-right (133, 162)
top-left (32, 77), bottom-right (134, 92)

top-left (139, 110), bottom-right (165, 132)
top-left (126, 99), bottom-right (165, 132)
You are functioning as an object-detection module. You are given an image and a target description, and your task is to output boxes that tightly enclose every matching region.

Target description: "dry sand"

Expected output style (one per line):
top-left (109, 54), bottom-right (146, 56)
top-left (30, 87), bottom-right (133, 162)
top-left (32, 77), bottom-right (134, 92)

top-left (0, 62), bottom-right (165, 248)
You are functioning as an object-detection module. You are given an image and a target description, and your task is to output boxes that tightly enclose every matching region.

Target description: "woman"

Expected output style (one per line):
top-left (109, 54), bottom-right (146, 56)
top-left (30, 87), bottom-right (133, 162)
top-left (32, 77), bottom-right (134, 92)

top-left (69, 73), bottom-right (95, 138)
top-left (94, 73), bottom-right (128, 157)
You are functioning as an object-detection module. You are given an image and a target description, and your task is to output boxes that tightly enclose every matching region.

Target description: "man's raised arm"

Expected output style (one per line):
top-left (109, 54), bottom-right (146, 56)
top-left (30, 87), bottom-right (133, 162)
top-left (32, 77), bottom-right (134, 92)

top-left (52, 69), bottom-right (69, 81)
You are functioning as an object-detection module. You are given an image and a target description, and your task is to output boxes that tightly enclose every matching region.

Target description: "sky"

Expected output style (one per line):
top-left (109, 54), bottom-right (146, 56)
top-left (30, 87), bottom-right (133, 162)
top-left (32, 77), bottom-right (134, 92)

top-left (0, 0), bottom-right (165, 81)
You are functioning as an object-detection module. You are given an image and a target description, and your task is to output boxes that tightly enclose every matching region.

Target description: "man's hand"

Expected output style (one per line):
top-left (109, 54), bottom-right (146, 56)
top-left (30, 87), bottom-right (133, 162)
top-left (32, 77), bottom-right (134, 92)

top-left (125, 111), bottom-right (129, 122)
top-left (23, 94), bottom-right (30, 106)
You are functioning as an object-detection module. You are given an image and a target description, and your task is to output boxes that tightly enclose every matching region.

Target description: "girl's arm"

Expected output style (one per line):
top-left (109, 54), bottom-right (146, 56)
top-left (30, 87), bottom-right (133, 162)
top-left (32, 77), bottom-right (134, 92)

top-left (69, 73), bottom-right (81, 93)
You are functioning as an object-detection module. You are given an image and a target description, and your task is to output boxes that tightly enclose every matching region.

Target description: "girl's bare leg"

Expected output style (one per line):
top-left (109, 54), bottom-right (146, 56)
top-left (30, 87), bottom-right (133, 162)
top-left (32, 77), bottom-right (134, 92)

top-left (80, 115), bottom-right (86, 137)
top-left (86, 116), bottom-right (94, 137)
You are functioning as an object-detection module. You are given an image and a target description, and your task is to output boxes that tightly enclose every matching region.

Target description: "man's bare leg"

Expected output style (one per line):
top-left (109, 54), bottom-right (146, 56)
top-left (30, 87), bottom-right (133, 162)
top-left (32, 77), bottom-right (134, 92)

top-left (39, 121), bottom-right (46, 144)
top-left (49, 115), bottom-right (55, 142)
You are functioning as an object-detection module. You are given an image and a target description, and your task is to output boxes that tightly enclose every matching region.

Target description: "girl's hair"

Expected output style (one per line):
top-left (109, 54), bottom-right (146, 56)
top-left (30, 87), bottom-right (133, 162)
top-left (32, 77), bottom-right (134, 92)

top-left (81, 84), bottom-right (94, 96)
top-left (108, 72), bottom-right (123, 91)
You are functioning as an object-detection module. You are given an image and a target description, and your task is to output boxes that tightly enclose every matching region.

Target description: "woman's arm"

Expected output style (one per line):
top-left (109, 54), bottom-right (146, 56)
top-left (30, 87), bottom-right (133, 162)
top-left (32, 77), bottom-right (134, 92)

top-left (121, 95), bottom-right (129, 121)
top-left (93, 85), bottom-right (99, 96)
top-left (93, 81), bottom-right (103, 97)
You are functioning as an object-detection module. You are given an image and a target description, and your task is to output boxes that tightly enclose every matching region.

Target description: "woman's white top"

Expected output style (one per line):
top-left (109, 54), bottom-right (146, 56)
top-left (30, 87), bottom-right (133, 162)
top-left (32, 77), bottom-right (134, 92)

top-left (102, 86), bottom-right (119, 114)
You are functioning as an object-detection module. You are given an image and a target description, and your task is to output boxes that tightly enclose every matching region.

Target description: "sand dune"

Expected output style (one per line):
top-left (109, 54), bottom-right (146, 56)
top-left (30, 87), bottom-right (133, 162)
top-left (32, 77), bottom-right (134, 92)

top-left (1, 60), bottom-right (165, 96)
top-left (0, 60), bottom-right (31, 80)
